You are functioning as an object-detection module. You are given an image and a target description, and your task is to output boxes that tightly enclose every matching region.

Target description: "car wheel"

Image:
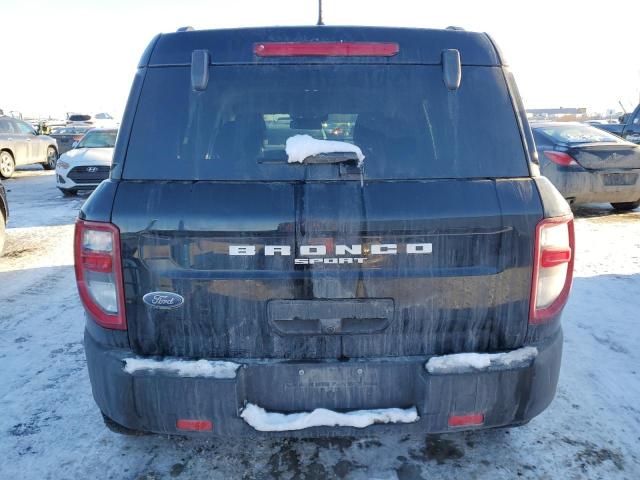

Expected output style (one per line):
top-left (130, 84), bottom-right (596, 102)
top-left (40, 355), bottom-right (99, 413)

top-left (42, 146), bottom-right (58, 170)
top-left (0, 210), bottom-right (5, 256)
top-left (610, 201), bottom-right (640, 211)
top-left (101, 412), bottom-right (148, 436)
top-left (0, 151), bottom-right (15, 179)
top-left (58, 188), bottom-right (77, 197)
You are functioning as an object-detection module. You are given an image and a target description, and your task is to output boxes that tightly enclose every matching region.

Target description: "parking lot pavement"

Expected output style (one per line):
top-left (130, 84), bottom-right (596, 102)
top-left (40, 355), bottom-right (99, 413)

top-left (0, 169), bottom-right (639, 480)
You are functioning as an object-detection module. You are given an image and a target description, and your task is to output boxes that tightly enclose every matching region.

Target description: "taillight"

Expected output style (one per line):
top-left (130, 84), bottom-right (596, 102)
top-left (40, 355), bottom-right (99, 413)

top-left (254, 42), bottom-right (399, 57)
top-left (543, 151), bottom-right (578, 167)
top-left (530, 215), bottom-right (575, 324)
top-left (74, 219), bottom-right (126, 330)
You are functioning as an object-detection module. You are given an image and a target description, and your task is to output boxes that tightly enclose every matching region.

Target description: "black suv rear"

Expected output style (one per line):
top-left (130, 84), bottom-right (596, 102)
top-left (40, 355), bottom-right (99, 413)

top-left (77, 26), bottom-right (574, 436)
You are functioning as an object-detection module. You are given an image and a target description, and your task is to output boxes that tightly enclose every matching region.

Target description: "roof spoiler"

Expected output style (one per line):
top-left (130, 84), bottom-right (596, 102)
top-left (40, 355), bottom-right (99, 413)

top-left (191, 50), bottom-right (210, 91)
top-left (442, 49), bottom-right (461, 90)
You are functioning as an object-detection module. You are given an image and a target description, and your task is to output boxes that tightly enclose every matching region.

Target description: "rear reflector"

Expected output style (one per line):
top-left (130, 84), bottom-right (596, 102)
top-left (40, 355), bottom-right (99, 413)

top-left (540, 248), bottom-right (572, 268)
top-left (530, 215), bottom-right (575, 324)
top-left (448, 413), bottom-right (484, 427)
top-left (176, 419), bottom-right (213, 431)
top-left (543, 151), bottom-right (578, 167)
top-left (254, 42), bottom-right (399, 57)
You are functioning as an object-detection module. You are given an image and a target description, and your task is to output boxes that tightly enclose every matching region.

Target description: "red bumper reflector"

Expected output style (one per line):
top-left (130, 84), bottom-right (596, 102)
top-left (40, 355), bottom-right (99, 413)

top-left (176, 419), bottom-right (213, 431)
top-left (448, 413), bottom-right (484, 427)
top-left (254, 42), bottom-right (399, 57)
top-left (540, 247), bottom-right (572, 268)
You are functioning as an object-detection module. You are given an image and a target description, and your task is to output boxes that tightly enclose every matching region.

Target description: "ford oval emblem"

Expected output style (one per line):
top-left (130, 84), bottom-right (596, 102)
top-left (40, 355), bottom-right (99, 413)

top-left (143, 291), bottom-right (184, 310)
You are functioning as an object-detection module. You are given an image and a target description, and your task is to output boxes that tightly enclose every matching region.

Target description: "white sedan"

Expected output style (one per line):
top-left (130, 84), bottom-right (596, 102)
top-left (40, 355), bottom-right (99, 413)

top-left (55, 128), bottom-right (117, 196)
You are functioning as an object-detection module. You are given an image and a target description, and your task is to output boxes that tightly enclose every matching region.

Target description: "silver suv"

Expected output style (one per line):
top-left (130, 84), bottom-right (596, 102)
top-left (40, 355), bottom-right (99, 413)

top-left (0, 116), bottom-right (58, 178)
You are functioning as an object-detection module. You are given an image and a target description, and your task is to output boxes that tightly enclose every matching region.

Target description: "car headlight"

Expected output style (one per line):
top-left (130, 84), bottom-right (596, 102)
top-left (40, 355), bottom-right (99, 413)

top-left (57, 160), bottom-right (70, 169)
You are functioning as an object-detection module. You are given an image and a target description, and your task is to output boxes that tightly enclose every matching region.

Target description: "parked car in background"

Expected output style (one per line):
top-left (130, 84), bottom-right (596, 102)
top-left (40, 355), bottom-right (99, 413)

top-left (0, 115), bottom-right (58, 178)
top-left (594, 104), bottom-right (640, 144)
top-left (79, 26), bottom-right (574, 437)
top-left (50, 125), bottom-right (92, 154)
top-left (56, 128), bottom-right (116, 196)
top-left (532, 122), bottom-right (640, 210)
top-left (0, 177), bottom-right (8, 256)
top-left (66, 112), bottom-right (118, 128)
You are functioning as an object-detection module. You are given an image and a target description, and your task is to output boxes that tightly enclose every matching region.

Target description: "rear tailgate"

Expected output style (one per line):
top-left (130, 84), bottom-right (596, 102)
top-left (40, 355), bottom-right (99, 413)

top-left (113, 58), bottom-right (540, 361)
top-left (113, 178), bottom-right (541, 359)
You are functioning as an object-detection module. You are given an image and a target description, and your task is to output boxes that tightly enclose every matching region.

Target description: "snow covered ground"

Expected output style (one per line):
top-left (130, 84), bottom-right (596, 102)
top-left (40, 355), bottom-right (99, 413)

top-left (0, 168), bottom-right (639, 480)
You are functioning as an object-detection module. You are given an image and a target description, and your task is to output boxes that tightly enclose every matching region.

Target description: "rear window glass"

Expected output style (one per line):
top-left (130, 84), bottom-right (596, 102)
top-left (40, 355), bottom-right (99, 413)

top-left (124, 65), bottom-right (528, 180)
top-left (534, 124), bottom-right (624, 145)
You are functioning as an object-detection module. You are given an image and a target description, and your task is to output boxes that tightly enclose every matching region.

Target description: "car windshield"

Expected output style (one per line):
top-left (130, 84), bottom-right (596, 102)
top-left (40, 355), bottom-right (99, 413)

top-left (77, 131), bottom-right (117, 148)
top-left (534, 124), bottom-right (623, 145)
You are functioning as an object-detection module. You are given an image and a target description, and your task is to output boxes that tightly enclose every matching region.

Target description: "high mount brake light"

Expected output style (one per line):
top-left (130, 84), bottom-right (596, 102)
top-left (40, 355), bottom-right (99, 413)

top-left (74, 219), bottom-right (127, 330)
top-left (253, 42), bottom-right (400, 57)
top-left (543, 151), bottom-right (578, 167)
top-left (530, 215), bottom-right (575, 324)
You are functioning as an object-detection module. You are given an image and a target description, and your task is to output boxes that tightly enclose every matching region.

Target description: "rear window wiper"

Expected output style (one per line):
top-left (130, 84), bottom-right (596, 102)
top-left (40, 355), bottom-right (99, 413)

top-left (301, 152), bottom-right (360, 164)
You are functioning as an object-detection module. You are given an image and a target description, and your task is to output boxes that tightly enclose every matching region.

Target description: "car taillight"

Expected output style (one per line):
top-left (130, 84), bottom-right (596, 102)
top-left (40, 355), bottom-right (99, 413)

top-left (254, 42), bottom-right (399, 57)
top-left (543, 151), bottom-right (578, 167)
top-left (74, 219), bottom-right (126, 330)
top-left (530, 215), bottom-right (575, 324)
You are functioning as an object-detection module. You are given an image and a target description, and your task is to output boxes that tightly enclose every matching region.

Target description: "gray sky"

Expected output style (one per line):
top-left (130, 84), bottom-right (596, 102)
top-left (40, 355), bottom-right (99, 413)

top-left (2, 0), bottom-right (639, 118)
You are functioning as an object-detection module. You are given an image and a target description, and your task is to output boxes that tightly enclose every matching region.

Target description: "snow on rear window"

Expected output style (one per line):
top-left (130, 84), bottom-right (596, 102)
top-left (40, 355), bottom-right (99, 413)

top-left (285, 134), bottom-right (364, 165)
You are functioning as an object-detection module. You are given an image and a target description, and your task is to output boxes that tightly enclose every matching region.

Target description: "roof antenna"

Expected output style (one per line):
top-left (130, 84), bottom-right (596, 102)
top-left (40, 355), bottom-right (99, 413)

top-left (316, 0), bottom-right (324, 26)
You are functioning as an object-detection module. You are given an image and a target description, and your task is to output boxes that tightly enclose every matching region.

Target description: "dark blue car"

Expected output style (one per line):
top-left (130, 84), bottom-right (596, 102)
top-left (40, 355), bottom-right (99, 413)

top-left (532, 122), bottom-right (640, 210)
top-left (77, 26), bottom-right (574, 437)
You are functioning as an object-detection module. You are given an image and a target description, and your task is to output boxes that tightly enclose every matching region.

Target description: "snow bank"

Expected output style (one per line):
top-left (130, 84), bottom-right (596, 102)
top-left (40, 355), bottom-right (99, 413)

top-left (123, 358), bottom-right (240, 379)
top-left (240, 403), bottom-right (418, 432)
top-left (425, 346), bottom-right (538, 374)
top-left (285, 134), bottom-right (365, 165)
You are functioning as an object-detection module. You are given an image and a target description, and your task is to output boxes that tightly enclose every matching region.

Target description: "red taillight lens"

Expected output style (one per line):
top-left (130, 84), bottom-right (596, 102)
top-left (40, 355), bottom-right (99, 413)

top-left (74, 219), bottom-right (126, 330)
top-left (543, 151), bottom-right (577, 167)
top-left (254, 42), bottom-right (399, 57)
top-left (530, 215), bottom-right (575, 324)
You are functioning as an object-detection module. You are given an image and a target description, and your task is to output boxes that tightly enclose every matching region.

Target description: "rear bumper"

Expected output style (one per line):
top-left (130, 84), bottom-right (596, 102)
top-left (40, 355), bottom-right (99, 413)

top-left (543, 167), bottom-right (640, 204)
top-left (85, 329), bottom-right (562, 437)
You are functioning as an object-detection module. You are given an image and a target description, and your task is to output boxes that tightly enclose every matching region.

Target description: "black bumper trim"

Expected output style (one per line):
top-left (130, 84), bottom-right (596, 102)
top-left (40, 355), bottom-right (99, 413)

top-left (84, 329), bottom-right (562, 437)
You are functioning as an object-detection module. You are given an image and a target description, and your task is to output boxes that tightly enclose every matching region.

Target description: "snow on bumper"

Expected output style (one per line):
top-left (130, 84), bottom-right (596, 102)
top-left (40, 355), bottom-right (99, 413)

top-left (85, 329), bottom-right (562, 437)
top-left (425, 346), bottom-right (538, 374)
top-left (241, 404), bottom-right (418, 432)
top-left (123, 357), bottom-right (240, 379)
